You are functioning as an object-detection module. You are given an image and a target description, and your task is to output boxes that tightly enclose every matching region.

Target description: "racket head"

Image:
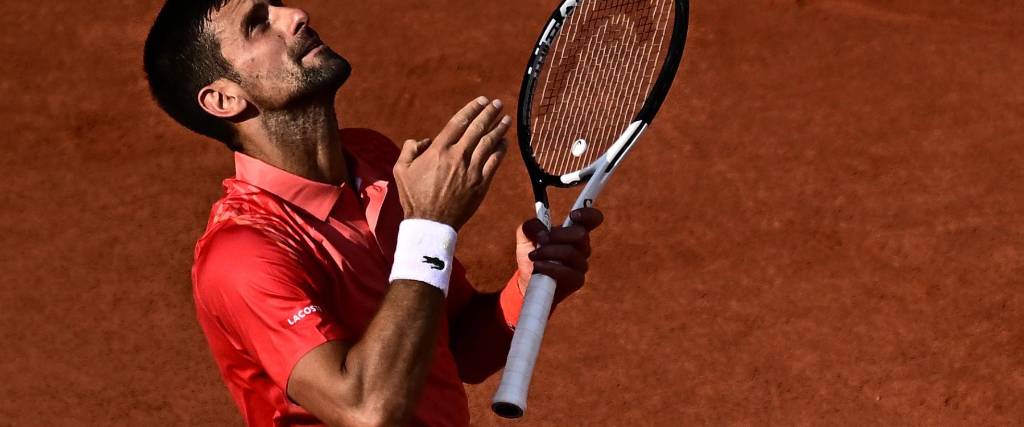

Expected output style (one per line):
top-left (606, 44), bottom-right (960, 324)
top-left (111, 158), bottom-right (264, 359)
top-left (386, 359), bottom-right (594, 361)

top-left (517, 0), bottom-right (689, 188)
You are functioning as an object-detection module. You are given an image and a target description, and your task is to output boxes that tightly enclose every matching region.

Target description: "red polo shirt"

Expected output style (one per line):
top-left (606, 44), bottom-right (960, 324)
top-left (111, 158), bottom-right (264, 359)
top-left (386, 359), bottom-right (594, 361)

top-left (191, 128), bottom-right (525, 426)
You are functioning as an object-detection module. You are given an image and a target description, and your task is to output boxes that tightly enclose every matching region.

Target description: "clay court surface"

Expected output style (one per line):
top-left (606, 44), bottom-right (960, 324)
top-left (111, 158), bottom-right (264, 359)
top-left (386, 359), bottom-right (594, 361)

top-left (2, 0), bottom-right (1023, 425)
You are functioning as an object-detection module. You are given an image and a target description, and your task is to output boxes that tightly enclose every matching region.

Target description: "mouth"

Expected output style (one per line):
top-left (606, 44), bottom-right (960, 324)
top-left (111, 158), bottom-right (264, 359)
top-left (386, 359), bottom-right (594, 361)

top-left (305, 43), bottom-right (325, 59)
top-left (301, 38), bottom-right (323, 59)
top-left (297, 32), bottom-right (325, 60)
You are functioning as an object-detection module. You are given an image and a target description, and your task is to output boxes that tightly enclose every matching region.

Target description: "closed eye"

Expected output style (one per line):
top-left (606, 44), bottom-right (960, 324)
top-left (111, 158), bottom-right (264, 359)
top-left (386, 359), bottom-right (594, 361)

top-left (244, 3), bottom-right (270, 36)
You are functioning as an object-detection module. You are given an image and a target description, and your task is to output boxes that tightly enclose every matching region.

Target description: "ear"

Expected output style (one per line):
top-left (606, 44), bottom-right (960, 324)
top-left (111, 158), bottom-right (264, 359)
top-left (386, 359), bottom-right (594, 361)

top-left (198, 79), bottom-right (250, 119)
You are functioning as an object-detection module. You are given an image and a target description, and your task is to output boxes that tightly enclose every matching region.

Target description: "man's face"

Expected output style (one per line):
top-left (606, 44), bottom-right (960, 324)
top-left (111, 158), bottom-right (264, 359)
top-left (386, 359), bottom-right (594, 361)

top-left (209, 0), bottom-right (351, 110)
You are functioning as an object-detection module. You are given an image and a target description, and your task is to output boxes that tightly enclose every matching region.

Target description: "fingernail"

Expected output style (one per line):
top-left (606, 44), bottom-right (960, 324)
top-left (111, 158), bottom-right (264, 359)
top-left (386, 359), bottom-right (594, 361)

top-left (475, 96), bottom-right (489, 105)
top-left (501, 115), bottom-right (512, 125)
top-left (491, 99), bottom-right (503, 109)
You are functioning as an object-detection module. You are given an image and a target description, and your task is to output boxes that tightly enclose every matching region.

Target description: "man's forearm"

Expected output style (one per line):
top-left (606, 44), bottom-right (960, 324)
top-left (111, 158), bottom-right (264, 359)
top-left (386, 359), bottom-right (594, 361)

top-left (341, 280), bottom-right (444, 424)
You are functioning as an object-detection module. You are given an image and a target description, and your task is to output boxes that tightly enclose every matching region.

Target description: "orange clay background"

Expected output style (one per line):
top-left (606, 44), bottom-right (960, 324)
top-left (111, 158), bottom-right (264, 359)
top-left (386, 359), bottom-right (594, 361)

top-left (2, 0), bottom-right (1023, 425)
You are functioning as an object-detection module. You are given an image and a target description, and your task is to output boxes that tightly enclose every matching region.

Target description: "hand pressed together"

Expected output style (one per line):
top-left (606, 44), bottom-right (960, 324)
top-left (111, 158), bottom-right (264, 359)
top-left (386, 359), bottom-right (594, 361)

top-left (392, 96), bottom-right (511, 231)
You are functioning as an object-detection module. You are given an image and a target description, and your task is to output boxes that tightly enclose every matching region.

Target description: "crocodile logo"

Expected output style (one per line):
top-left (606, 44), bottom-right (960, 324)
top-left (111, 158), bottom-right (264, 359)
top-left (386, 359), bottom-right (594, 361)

top-left (422, 256), bottom-right (445, 271)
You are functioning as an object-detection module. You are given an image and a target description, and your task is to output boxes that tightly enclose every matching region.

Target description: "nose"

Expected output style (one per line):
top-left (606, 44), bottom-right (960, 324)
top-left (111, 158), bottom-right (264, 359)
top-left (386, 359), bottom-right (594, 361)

top-left (270, 5), bottom-right (310, 36)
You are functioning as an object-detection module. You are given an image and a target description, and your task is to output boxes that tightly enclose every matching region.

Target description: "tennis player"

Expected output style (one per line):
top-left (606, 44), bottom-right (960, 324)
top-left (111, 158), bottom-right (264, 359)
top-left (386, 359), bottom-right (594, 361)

top-left (143, 1), bottom-right (602, 426)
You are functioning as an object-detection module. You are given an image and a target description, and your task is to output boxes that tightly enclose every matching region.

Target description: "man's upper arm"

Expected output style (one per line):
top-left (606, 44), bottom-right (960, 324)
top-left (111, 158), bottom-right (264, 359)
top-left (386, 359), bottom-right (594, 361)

top-left (193, 224), bottom-right (346, 393)
top-left (287, 340), bottom-right (354, 423)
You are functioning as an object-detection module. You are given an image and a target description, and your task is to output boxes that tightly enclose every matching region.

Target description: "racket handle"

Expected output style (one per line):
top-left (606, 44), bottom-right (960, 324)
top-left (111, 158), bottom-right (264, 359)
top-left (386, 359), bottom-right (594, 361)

top-left (491, 272), bottom-right (558, 418)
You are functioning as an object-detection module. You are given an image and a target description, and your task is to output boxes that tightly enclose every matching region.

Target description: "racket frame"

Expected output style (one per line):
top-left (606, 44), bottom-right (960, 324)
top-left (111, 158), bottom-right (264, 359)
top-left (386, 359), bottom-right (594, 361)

top-left (493, 0), bottom-right (689, 419)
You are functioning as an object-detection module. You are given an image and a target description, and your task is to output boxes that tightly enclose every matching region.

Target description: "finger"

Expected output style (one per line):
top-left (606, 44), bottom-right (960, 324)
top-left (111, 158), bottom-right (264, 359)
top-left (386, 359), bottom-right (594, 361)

top-left (569, 207), bottom-right (605, 231)
top-left (529, 244), bottom-right (588, 272)
top-left (413, 139), bottom-right (433, 160)
top-left (437, 97), bottom-right (490, 147)
top-left (531, 261), bottom-right (584, 292)
top-left (480, 136), bottom-right (508, 184)
top-left (472, 115), bottom-right (511, 170)
top-left (458, 99), bottom-right (505, 155)
top-left (520, 219), bottom-right (549, 246)
top-left (547, 225), bottom-right (590, 256)
top-left (396, 138), bottom-right (429, 166)
top-left (546, 225), bottom-right (587, 244)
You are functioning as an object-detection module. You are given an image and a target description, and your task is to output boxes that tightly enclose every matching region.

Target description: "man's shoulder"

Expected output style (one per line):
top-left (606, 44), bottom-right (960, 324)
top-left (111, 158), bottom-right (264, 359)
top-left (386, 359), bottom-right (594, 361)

top-left (191, 206), bottom-right (313, 303)
top-left (195, 180), bottom-right (306, 262)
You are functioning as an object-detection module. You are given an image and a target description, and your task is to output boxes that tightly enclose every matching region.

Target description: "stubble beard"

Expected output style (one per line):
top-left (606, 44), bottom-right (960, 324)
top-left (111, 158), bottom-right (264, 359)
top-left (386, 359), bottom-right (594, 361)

top-left (243, 48), bottom-right (352, 113)
top-left (289, 48), bottom-right (351, 107)
top-left (251, 49), bottom-right (352, 151)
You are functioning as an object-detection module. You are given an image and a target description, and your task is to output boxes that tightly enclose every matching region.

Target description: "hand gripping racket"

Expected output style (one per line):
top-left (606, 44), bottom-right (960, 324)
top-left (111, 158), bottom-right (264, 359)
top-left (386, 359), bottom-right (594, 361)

top-left (492, 0), bottom-right (690, 418)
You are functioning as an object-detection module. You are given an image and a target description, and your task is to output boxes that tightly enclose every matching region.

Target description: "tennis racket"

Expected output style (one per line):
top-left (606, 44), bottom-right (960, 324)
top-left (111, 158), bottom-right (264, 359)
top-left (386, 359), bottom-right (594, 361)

top-left (492, 0), bottom-right (690, 418)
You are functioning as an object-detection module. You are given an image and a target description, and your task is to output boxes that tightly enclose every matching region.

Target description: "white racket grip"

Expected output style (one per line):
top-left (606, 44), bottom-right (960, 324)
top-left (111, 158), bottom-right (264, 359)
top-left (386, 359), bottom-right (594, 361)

top-left (492, 272), bottom-right (558, 418)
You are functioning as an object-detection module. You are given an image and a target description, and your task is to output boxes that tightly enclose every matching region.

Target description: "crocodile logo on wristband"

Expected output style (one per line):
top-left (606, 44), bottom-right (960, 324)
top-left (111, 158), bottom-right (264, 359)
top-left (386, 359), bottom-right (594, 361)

top-left (422, 256), bottom-right (446, 270)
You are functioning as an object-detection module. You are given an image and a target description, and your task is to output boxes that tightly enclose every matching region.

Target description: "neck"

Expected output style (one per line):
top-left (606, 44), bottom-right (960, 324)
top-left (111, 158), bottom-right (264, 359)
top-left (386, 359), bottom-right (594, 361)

top-left (237, 97), bottom-right (348, 186)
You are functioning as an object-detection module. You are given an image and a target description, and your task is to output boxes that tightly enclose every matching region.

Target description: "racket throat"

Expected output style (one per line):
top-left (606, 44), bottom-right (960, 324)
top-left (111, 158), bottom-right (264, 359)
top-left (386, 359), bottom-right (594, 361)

top-left (534, 202), bottom-right (553, 228)
top-left (604, 120), bottom-right (648, 172)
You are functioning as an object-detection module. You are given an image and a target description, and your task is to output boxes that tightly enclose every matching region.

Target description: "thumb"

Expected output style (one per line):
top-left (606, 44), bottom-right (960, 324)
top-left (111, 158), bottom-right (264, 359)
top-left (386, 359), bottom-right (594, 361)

top-left (518, 219), bottom-right (549, 247)
top-left (396, 138), bottom-right (431, 166)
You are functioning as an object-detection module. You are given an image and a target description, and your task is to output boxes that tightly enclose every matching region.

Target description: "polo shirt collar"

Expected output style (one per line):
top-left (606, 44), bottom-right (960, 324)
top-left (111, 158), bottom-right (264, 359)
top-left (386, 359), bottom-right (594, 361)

top-left (234, 151), bottom-right (344, 221)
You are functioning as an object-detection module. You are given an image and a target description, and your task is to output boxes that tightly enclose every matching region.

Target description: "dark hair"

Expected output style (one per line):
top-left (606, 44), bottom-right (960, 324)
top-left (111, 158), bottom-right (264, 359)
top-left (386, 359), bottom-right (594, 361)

top-left (144, 0), bottom-right (241, 151)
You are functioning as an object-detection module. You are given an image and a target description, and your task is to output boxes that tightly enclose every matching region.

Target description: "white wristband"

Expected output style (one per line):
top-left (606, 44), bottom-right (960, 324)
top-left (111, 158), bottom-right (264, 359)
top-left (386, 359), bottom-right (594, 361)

top-left (389, 219), bottom-right (457, 295)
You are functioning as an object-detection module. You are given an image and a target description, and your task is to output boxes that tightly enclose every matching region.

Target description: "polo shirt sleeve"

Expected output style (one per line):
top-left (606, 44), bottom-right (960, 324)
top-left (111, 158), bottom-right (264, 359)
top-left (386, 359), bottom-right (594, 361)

top-left (193, 223), bottom-right (345, 391)
top-left (497, 271), bottom-right (571, 329)
top-left (499, 271), bottom-right (525, 328)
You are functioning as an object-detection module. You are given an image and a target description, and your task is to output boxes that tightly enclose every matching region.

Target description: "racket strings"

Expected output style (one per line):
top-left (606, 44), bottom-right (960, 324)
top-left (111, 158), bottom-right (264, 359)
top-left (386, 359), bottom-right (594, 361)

top-left (530, 0), bottom-right (673, 176)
